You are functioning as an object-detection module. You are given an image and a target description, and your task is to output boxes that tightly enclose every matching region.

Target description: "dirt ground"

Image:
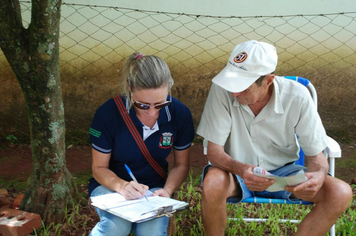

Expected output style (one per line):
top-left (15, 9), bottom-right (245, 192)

top-left (0, 142), bottom-right (208, 183)
top-left (1, 142), bottom-right (355, 184)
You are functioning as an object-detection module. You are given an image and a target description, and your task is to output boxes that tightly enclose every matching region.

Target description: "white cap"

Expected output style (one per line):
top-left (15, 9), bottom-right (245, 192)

top-left (212, 40), bottom-right (278, 93)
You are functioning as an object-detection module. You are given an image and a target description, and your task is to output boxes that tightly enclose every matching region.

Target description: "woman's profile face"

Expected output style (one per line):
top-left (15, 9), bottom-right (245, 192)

top-left (131, 85), bottom-right (169, 117)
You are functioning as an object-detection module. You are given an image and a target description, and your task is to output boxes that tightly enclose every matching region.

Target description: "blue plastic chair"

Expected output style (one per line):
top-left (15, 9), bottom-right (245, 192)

top-left (202, 76), bottom-right (341, 236)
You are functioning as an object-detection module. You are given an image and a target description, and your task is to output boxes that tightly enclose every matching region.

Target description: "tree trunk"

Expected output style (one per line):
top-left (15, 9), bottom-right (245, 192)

top-left (0, 0), bottom-right (83, 224)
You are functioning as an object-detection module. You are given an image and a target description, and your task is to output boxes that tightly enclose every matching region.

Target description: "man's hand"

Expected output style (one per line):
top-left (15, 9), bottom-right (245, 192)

top-left (241, 164), bottom-right (275, 191)
top-left (286, 152), bottom-right (328, 200)
top-left (285, 170), bottom-right (325, 199)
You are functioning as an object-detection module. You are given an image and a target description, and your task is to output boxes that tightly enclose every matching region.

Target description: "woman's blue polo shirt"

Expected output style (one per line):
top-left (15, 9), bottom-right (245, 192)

top-left (88, 95), bottom-right (195, 195)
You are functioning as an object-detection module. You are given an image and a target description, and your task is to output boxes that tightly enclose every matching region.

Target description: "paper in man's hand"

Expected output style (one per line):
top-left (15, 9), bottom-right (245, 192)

top-left (253, 167), bottom-right (307, 192)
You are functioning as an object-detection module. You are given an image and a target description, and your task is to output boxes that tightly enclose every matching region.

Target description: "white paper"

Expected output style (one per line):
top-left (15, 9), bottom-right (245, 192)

top-left (253, 167), bottom-right (307, 192)
top-left (90, 191), bottom-right (188, 222)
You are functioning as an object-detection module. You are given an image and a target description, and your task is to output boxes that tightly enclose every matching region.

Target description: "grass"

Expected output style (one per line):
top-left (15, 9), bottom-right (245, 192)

top-left (33, 203), bottom-right (95, 236)
top-left (173, 172), bottom-right (356, 236)
top-left (335, 152), bottom-right (356, 168)
top-left (2, 170), bottom-right (355, 235)
top-left (0, 176), bottom-right (27, 190)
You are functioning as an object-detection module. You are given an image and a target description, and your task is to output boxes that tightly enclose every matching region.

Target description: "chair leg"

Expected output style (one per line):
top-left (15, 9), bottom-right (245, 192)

top-left (329, 224), bottom-right (335, 236)
top-left (238, 218), bottom-right (336, 235)
top-left (240, 218), bottom-right (300, 223)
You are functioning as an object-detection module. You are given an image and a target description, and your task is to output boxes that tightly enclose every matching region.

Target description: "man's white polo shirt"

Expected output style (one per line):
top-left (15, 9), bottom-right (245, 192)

top-left (197, 76), bottom-right (328, 170)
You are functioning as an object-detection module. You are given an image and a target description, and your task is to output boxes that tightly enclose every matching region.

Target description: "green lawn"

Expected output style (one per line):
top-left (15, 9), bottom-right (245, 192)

top-left (174, 173), bottom-right (356, 236)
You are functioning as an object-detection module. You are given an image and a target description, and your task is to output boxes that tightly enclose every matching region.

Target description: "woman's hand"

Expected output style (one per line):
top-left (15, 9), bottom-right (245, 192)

top-left (152, 188), bottom-right (171, 198)
top-left (121, 181), bottom-right (149, 200)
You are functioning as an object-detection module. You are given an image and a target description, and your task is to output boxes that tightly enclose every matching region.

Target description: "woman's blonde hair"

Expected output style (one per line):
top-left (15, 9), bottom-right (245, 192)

top-left (121, 52), bottom-right (174, 107)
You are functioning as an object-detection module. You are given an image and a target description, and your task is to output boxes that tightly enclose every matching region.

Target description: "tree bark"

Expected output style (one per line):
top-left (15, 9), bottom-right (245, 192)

top-left (0, 0), bottom-right (83, 224)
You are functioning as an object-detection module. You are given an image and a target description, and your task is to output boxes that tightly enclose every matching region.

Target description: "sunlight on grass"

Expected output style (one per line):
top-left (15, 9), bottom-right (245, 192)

top-left (335, 187), bottom-right (356, 235)
top-left (174, 174), bottom-right (356, 236)
top-left (4, 171), bottom-right (354, 235)
top-left (33, 203), bottom-right (95, 236)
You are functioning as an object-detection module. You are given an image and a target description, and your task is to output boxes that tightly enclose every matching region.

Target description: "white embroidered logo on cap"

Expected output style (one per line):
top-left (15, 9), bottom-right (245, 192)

top-left (234, 52), bottom-right (247, 63)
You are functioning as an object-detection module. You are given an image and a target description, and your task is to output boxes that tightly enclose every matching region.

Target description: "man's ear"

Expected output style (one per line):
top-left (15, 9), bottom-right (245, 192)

top-left (265, 74), bottom-right (275, 86)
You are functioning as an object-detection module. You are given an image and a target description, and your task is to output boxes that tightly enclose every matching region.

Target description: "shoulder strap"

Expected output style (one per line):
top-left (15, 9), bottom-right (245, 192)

top-left (113, 95), bottom-right (168, 180)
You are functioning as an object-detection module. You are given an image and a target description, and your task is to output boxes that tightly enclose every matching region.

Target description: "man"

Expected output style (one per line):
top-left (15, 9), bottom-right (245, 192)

top-left (197, 40), bottom-right (352, 236)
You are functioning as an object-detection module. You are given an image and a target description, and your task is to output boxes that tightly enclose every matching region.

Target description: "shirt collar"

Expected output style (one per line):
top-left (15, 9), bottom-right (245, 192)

top-left (158, 104), bottom-right (171, 124)
top-left (272, 77), bottom-right (284, 114)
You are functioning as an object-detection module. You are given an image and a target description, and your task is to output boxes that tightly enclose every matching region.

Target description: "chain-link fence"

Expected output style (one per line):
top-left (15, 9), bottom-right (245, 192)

top-left (1, 2), bottom-right (355, 147)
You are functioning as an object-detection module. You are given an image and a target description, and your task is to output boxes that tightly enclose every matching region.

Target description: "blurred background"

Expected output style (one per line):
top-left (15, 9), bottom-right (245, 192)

top-left (0, 0), bottom-right (355, 148)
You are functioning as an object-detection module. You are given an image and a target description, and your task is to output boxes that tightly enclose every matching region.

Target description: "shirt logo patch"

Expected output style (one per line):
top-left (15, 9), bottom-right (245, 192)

top-left (159, 132), bottom-right (173, 149)
top-left (233, 52), bottom-right (247, 63)
top-left (89, 127), bottom-right (101, 138)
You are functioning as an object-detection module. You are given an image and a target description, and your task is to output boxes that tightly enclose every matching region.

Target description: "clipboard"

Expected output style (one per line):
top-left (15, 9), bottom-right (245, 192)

top-left (90, 192), bottom-right (188, 223)
top-left (136, 205), bottom-right (176, 223)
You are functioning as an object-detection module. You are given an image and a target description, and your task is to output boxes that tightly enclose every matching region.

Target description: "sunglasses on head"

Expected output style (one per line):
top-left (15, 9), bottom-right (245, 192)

top-left (131, 91), bottom-right (172, 110)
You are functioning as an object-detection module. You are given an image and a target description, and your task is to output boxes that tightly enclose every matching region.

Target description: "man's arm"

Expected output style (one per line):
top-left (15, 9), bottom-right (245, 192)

top-left (305, 151), bottom-right (329, 174)
top-left (285, 151), bottom-right (328, 199)
top-left (207, 141), bottom-right (274, 191)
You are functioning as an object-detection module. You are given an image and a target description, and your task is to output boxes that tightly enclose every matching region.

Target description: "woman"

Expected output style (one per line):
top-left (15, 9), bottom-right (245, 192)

top-left (88, 52), bottom-right (195, 236)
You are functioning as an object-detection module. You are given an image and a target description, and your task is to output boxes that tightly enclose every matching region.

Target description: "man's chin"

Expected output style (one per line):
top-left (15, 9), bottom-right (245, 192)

top-left (236, 99), bottom-right (248, 105)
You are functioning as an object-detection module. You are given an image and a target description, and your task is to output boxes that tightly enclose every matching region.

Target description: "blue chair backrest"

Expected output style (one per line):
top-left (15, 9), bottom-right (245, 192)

top-left (295, 148), bottom-right (305, 166)
top-left (283, 76), bottom-right (311, 166)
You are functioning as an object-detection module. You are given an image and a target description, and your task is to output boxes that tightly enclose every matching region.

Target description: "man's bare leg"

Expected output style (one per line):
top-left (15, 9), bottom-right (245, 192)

top-left (296, 176), bottom-right (352, 236)
top-left (201, 167), bottom-right (241, 236)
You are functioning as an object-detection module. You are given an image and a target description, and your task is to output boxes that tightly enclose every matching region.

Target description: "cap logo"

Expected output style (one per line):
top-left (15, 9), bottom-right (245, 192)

top-left (233, 52), bottom-right (247, 63)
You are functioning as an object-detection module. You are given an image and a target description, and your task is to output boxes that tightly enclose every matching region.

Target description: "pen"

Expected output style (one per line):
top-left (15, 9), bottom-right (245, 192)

top-left (124, 164), bottom-right (149, 202)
